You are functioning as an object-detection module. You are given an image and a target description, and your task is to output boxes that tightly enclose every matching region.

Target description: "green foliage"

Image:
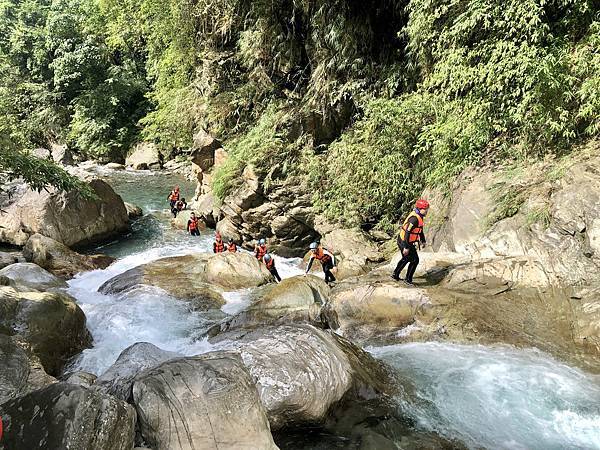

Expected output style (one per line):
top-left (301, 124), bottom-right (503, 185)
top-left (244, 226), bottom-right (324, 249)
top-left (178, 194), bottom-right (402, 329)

top-left (212, 103), bottom-right (296, 200)
top-left (0, 149), bottom-right (94, 198)
top-left (0, 0), bottom-right (147, 161)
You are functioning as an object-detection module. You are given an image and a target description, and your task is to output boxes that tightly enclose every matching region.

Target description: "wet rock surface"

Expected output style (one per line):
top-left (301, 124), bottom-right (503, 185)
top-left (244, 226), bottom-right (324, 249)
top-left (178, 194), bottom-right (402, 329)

top-left (99, 252), bottom-right (272, 309)
top-left (212, 323), bottom-right (392, 430)
top-left (132, 352), bottom-right (278, 450)
top-left (94, 342), bottom-right (180, 401)
top-left (0, 382), bottom-right (135, 450)
top-left (23, 233), bottom-right (115, 278)
top-left (0, 285), bottom-right (91, 375)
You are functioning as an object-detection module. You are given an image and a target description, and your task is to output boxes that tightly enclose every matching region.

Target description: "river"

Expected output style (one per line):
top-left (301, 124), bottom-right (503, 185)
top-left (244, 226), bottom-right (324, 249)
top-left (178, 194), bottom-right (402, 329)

top-left (66, 167), bottom-right (600, 450)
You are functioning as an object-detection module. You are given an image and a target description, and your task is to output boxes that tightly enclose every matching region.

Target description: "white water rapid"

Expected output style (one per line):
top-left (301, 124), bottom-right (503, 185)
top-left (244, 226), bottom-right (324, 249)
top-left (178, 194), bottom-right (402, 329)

top-left (372, 342), bottom-right (600, 450)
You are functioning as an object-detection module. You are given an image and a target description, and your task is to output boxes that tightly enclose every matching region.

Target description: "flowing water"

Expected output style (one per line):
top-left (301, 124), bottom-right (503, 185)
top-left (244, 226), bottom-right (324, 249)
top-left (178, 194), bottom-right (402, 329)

top-left (372, 343), bottom-right (600, 450)
top-left (67, 167), bottom-right (303, 374)
top-left (65, 167), bottom-right (600, 449)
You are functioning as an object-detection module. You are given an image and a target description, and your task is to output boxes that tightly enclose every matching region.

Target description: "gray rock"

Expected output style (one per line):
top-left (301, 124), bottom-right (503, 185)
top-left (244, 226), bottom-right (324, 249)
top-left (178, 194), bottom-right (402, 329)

top-left (51, 143), bottom-right (74, 166)
top-left (126, 142), bottom-right (162, 170)
top-left (94, 342), bottom-right (180, 401)
top-left (105, 162), bottom-right (125, 170)
top-left (212, 324), bottom-right (392, 430)
top-left (125, 202), bottom-right (143, 219)
top-left (0, 262), bottom-right (67, 290)
top-left (0, 178), bottom-right (130, 247)
top-left (132, 352), bottom-right (278, 450)
top-left (219, 275), bottom-right (329, 332)
top-left (0, 251), bottom-right (18, 269)
top-left (0, 335), bottom-right (56, 405)
top-left (0, 382), bottom-right (135, 450)
top-left (23, 233), bottom-right (115, 278)
top-left (63, 371), bottom-right (97, 388)
top-left (0, 285), bottom-right (91, 375)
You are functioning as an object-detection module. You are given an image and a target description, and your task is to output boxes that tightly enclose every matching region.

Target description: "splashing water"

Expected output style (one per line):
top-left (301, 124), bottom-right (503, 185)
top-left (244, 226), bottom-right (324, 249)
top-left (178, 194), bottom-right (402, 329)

top-left (371, 342), bottom-right (600, 450)
top-left (67, 167), bottom-right (306, 374)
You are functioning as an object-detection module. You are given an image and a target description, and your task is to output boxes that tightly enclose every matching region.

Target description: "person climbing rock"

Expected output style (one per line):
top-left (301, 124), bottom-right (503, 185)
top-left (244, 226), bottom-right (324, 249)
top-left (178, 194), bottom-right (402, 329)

top-left (213, 232), bottom-right (225, 253)
top-left (392, 199), bottom-right (429, 286)
top-left (168, 186), bottom-right (180, 209)
top-left (171, 197), bottom-right (187, 218)
top-left (254, 238), bottom-right (267, 260)
top-left (227, 238), bottom-right (238, 252)
top-left (263, 253), bottom-right (281, 282)
top-left (187, 212), bottom-right (200, 236)
top-left (305, 242), bottom-right (336, 284)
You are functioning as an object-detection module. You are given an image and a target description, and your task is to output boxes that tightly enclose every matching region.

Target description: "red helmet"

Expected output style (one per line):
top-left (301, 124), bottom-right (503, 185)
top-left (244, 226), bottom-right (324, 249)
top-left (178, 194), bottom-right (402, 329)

top-left (415, 199), bottom-right (430, 209)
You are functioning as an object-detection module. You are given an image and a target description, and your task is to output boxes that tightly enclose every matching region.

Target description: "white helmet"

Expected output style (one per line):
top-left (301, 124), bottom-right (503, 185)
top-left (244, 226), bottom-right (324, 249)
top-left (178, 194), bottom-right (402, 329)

top-left (263, 254), bottom-right (272, 262)
top-left (259, 238), bottom-right (266, 245)
top-left (309, 242), bottom-right (318, 250)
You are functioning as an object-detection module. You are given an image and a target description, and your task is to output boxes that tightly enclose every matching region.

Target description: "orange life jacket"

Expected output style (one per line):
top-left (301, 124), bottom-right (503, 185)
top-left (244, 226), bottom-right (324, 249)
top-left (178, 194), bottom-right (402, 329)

top-left (265, 257), bottom-right (274, 270)
top-left (314, 247), bottom-right (332, 264)
top-left (255, 244), bottom-right (267, 260)
top-left (169, 190), bottom-right (179, 201)
top-left (399, 211), bottom-right (424, 244)
top-left (214, 240), bottom-right (225, 253)
top-left (188, 218), bottom-right (198, 231)
top-left (228, 243), bottom-right (237, 252)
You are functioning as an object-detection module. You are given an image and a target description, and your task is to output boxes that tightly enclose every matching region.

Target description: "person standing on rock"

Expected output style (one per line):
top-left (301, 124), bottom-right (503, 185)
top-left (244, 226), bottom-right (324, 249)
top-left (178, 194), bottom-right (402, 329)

top-left (227, 238), bottom-right (238, 252)
top-left (263, 253), bottom-right (281, 282)
top-left (168, 186), bottom-right (180, 209)
top-left (213, 232), bottom-right (225, 253)
top-left (305, 242), bottom-right (336, 284)
top-left (187, 212), bottom-right (200, 236)
top-left (254, 238), bottom-right (268, 260)
top-left (392, 199), bottom-right (429, 286)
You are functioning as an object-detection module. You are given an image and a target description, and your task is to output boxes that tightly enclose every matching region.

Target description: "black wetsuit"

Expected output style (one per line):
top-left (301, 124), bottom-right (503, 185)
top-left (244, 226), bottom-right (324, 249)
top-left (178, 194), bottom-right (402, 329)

top-left (393, 214), bottom-right (425, 283)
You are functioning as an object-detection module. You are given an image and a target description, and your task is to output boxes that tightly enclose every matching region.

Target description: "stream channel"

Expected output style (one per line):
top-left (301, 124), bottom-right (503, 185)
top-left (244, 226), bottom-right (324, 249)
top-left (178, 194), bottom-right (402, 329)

top-left (65, 167), bottom-right (600, 450)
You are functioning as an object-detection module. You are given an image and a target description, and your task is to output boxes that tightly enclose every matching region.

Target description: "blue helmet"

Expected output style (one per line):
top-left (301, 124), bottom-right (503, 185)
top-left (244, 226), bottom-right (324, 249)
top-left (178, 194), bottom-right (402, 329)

top-left (263, 253), bottom-right (272, 262)
top-left (259, 238), bottom-right (266, 245)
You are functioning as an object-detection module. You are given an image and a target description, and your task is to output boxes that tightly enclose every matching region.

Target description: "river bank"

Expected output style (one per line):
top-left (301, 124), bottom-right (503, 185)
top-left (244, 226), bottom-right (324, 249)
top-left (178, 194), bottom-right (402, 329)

top-left (1, 164), bottom-right (600, 450)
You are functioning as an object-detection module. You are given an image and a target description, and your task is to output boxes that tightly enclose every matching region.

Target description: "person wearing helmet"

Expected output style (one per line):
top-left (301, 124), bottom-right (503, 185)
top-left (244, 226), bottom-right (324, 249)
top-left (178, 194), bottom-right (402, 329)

top-left (187, 212), bottom-right (200, 236)
top-left (263, 253), bottom-right (281, 282)
top-left (254, 238), bottom-right (268, 260)
top-left (172, 197), bottom-right (187, 218)
top-left (227, 238), bottom-right (238, 253)
top-left (305, 242), bottom-right (336, 284)
top-left (392, 199), bottom-right (429, 286)
top-left (213, 232), bottom-right (225, 253)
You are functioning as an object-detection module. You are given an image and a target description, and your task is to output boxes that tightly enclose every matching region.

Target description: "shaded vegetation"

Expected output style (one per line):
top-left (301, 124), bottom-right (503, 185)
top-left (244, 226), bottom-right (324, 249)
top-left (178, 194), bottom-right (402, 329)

top-left (1, 0), bottom-right (599, 223)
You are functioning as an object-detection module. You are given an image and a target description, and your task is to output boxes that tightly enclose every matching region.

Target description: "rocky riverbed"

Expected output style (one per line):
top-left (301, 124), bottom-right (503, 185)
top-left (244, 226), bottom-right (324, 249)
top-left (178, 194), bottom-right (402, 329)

top-left (1, 163), bottom-right (600, 449)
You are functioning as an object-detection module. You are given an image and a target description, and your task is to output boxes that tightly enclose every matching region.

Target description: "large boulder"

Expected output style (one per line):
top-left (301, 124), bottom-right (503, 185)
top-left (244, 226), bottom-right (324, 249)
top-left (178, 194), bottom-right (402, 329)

top-left (320, 228), bottom-right (385, 279)
top-left (218, 275), bottom-right (329, 331)
top-left (125, 142), bottom-right (162, 170)
top-left (322, 276), bottom-right (431, 345)
top-left (23, 233), bottom-right (115, 278)
top-left (0, 286), bottom-right (92, 375)
top-left (0, 382), bottom-right (135, 450)
top-left (0, 262), bottom-right (67, 291)
top-left (99, 253), bottom-right (272, 309)
top-left (94, 342), bottom-right (180, 401)
top-left (0, 178), bottom-right (130, 247)
top-left (212, 324), bottom-right (392, 430)
top-left (0, 335), bottom-right (56, 405)
top-left (132, 352), bottom-right (278, 450)
top-left (51, 143), bottom-right (74, 166)
top-left (424, 152), bottom-right (600, 287)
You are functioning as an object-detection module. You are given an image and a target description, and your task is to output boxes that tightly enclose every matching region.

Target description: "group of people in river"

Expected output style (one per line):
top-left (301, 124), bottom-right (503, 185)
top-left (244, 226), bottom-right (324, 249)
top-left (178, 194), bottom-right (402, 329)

top-left (168, 185), bottom-right (431, 287)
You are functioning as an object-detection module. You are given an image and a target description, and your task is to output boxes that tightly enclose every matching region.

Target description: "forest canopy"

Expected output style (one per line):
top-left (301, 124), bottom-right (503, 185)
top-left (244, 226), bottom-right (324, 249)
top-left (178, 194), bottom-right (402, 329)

top-left (0, 0), bottom-right (598, 225)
